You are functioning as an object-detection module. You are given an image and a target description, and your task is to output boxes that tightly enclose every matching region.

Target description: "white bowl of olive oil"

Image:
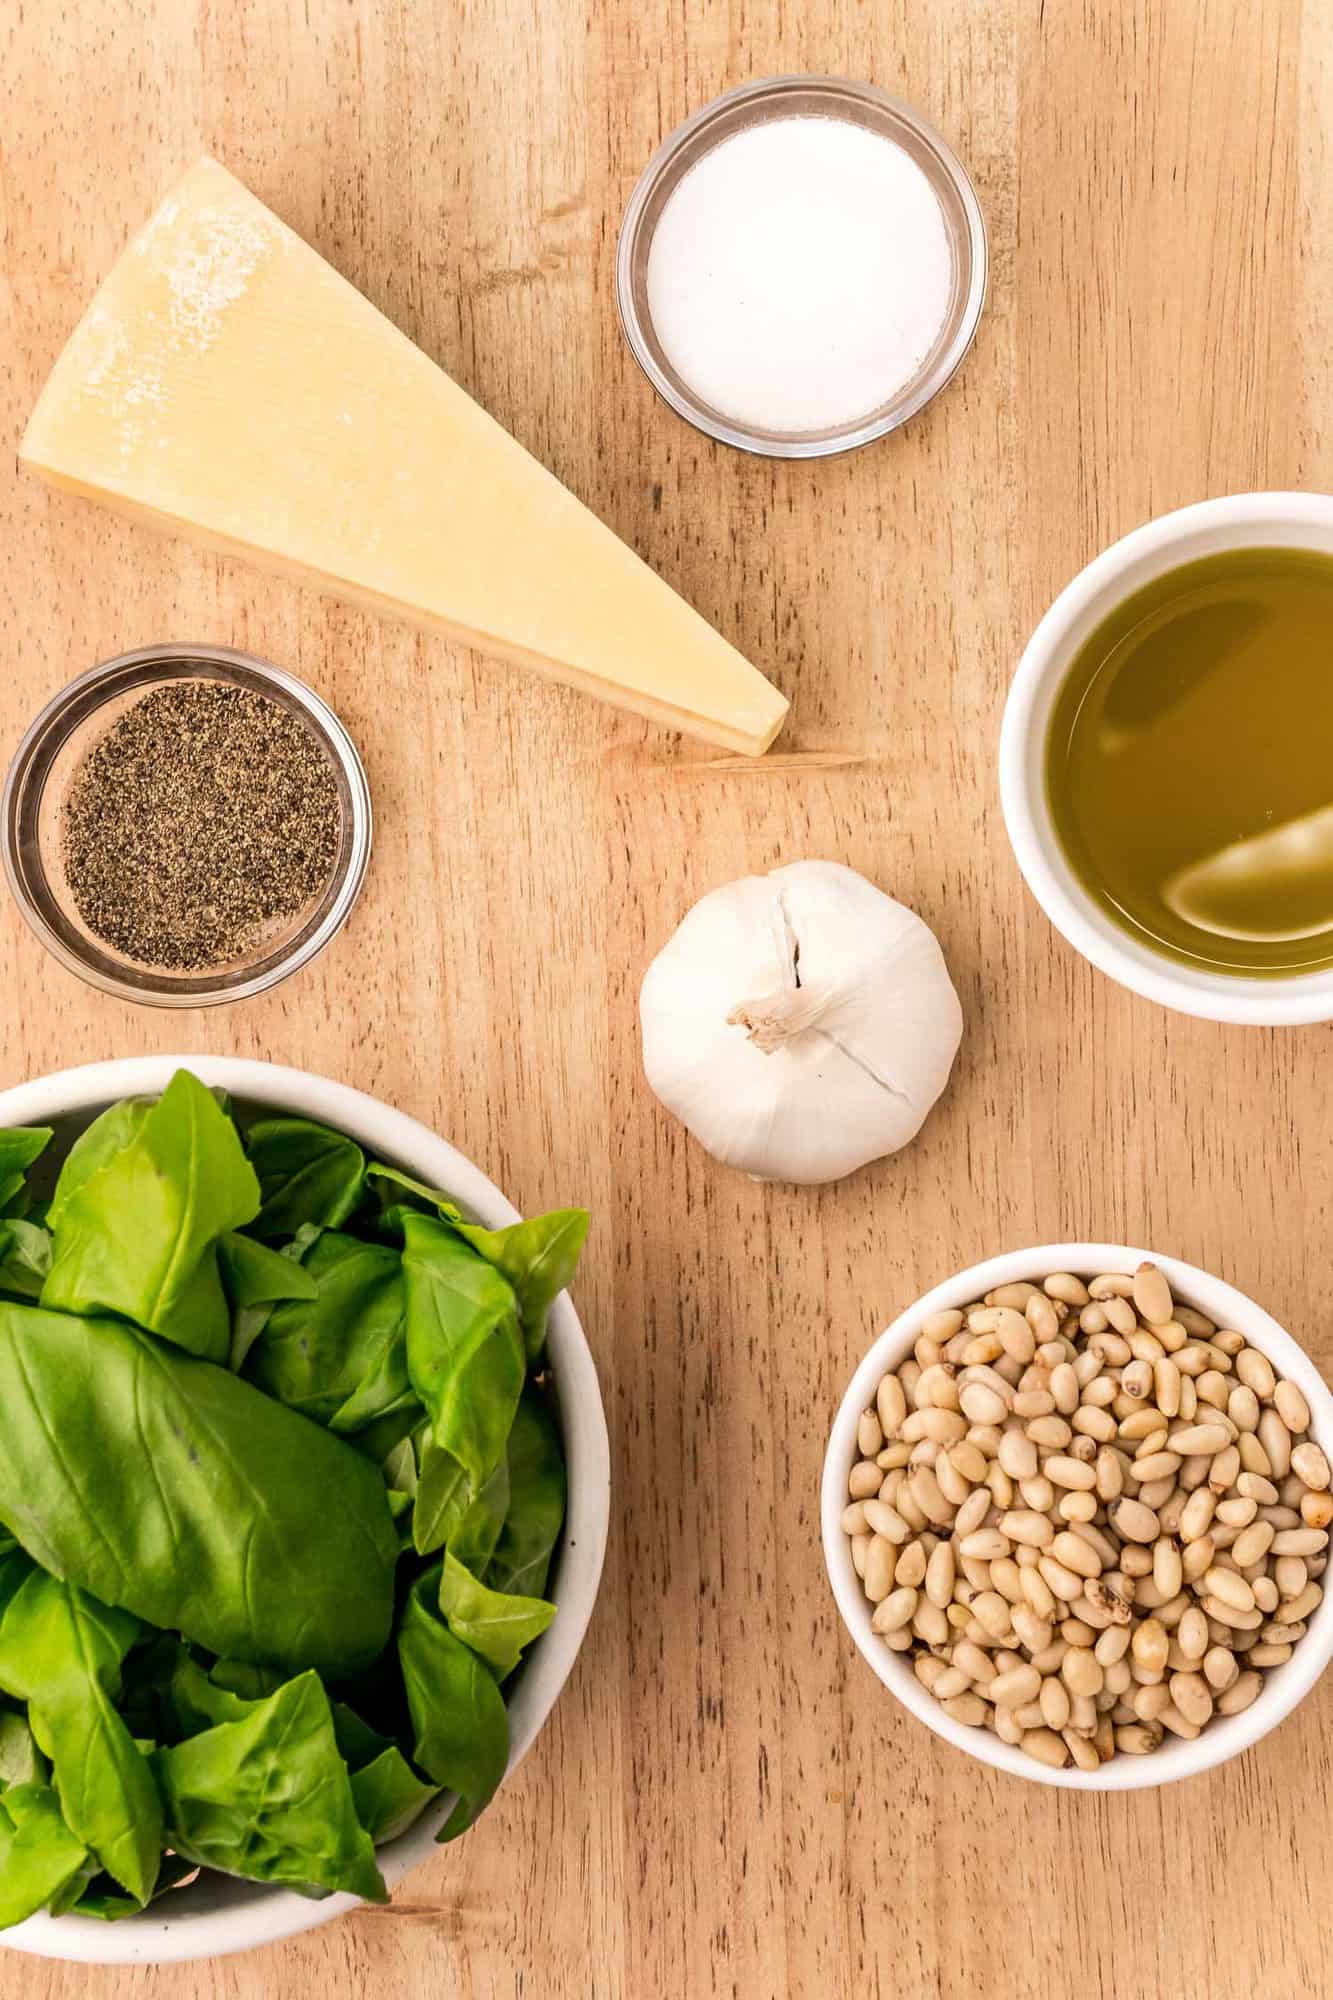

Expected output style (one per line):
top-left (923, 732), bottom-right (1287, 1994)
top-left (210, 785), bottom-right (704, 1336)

top-left (1001, 492), bottom-right (1333, 1024)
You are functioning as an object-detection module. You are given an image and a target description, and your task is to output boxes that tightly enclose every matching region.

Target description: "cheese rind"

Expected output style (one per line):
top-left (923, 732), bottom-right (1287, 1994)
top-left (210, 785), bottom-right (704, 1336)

top-left (21, 159), bottom-right (788, 756)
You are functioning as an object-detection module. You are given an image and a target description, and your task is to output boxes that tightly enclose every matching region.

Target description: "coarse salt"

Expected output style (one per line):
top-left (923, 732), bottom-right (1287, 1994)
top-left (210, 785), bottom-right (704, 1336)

top-left (646, 114), bottom-right (954, 436)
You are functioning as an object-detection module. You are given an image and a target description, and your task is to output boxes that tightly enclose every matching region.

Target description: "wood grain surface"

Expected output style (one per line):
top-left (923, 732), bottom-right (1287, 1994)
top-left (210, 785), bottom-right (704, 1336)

top-left (2, 0), bottom-right (1330, 1993)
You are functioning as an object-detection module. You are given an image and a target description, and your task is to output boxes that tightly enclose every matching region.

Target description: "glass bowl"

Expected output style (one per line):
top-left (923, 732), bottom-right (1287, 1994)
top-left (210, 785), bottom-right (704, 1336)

top-left (616, 75), bottom-right (988, 459)
top-left (2, 644), bottom-right (372, 1007)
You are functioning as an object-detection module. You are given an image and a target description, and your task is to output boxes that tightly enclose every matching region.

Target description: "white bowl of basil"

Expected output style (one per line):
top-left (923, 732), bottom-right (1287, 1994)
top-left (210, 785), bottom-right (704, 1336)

top-left (0, 1055), bottom-right (609, 1964)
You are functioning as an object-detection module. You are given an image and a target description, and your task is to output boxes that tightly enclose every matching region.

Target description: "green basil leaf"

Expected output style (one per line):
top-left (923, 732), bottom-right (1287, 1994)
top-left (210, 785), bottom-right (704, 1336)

top-left (350, 1747), bottom-right (439, 1844)
top-left (152, 1671), bottom-right (387, 1900)
top-left (487, 1385), bottom-right (567, 1599)
top-left (226, 1221), bottom-right (324, 1372)
top-left (0, 1219), bottom-right (52, 1301)
top-left (43, 1071), bottom-right (260, 1363)
top-left (217, 1231), bottom-right (318, 1309)
top-left (243, 1232), bottom-right (412, 1435)
top-left (411, 1438), bottom-right (470, 1556)
top-left (397, 1571), bottom-right (508, 1841)
top-left (437, 1550), bottom-right (555, 1678)
top-left (365, 1162), bottom-right (462, 1222)
top-left (0, 1782), bottom-right (90, 1929)
top-left (0, 1708), bottom-right (48, 1790)
top-left (68, 1850), bottom-right (199, 1921)
top-left (452, 1209), bottom-right (589, 1362)
top-left (0, 1127), bottom-right (53, 1216)
top-left (449, 1456), bottom-right (510, 1579)
top-left (245, 1118), bottom-right (366, 1240)
top-left (0, 1569), bottom-right (161, 1905)
top-left (401, 1213), bottom-right (524, 1490)
top-left (0, 1302), bottom-right (398, 1677)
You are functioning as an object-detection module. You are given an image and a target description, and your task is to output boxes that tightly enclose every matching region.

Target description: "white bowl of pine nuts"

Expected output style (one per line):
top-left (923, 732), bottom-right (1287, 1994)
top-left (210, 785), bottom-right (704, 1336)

top-left (821, 1246), bottom-right (1333, 1788)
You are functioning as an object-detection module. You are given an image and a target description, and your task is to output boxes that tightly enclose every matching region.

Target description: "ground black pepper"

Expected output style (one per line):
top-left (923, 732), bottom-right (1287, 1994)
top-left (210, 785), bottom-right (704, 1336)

top-left (62, 680), bottom-right (341, 972)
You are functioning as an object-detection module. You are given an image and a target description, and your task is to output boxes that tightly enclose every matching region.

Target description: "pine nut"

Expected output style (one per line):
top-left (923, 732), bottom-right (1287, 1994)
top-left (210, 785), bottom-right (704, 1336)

top-left (857, 1410), bottom-right (883, 1457)
top-left (924, 1541), bottom-right (955, 1608)
top-left (895, 1539), bottom-right (928, 1589)
top-left (872, 1585), bottom-right (918, 1632)
top-left (1236, 1348), bottom-right (1277, 1398)
top-left (1169, 1671), bottom-right (1213, 1727)
top-left (1127, 1262), bottom-right (1172, 1326)
top-left (1203, 1567), bottom-right (1255, 1612)
top-left (1058, 1490), bottom-right (1098, 1524)
top-left (1165, 1423), bottom-right (1230, 1457)
top-left (1051, 1532), bottom-right (1101, 1579)
top-left (1275, 1379), bottom-right (1312, 1433)
top-left (1282, 1582), bottom-right (1324, 1622)
top-left (941, 1693), bottom-right (988, 1727)
top-left (1257, 1410), bottom-right (1292, 1480)
top-left (864, 1539), bottom-right (899, 1602)
top-left (877, 1374), bottom-right (908, 1437)
top-left (1230, 1521), bottom-right (1275, 1568)
top-left (1208, 1445), bottom-right (1241, 1492)
top-left (1038, 1556), bottom-right (1086, 1603)
top-left (1301, 1490), bottom-right (1333, 1529)
top-left (1020, 1728), bottom-right (1069, 1768)
top-left (1084, 1578), bottom-right (1132, 1625)
top-left (849, 1460), bottom-right (883, 1500)
top-left (991, 1664), bottom-right (1042, 1707)
top-left (1238, 1472), bottom-right (1279, 1504)
top-left (1044, 1273), bottom-right (1089, 1306)
top-left (959, 1528), bottom-right (1011, 1561)
top-left (1061, 1647), bottom-right (1103, 1697)
top-left (1045, 1454), bottom-right (1096, 1491)
top-left (1237, 1432), bottom-right (1273, 1477)
top-left (862, 1499), bottom-right (910, 1543)
top-left (923, 1309), bottom-right (965, 1343)
top-left (1090, 1273), bottom-right (1135, 1300)
top-left (992, 1307), bottom-right (1036, 1364)
top-left (1292, 1441), bottom-right (1331, 1491)
top-left (1115, 1723), bottom-right (1162, 1754)
top-left (1216, 1671), bottom-right (1262, 1715)
top-left (954, 1488), bottom-right (991, 1539)
top-left (1271, 1528), bottom-right (1328, 1556)
top-left (1108, 1496), bottom-right (1159, 1543)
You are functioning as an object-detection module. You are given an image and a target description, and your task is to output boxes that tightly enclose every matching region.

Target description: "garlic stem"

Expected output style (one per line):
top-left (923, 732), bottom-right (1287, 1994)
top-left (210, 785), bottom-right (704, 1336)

top-left (727, 984), bottom-right (845, 1053)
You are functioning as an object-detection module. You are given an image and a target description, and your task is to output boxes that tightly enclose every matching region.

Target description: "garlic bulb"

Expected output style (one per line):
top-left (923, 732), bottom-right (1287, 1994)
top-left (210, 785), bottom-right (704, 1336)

top-left (639, 860), bottom-right (962, 1185)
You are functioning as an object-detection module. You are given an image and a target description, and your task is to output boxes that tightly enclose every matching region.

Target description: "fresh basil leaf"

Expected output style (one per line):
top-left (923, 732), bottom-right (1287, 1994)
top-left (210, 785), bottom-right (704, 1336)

top-left (45, 1101), bottom-right (149, 1232)
top-left (437, 1551), bottom-right (555, 1678)
top-left (68, 1850), bottom-right (199, 1921)
top-left (411, 1438), bottom-right (470, 1557)
top-left (217, 1231), bottom-right (318, 1309)
top-left (401, 1213), bottom-right (524, 1490)
top-left (0, 1219), bottom-right (52, 1301)
top-left (226, 1221), bottom-right (324, 1372)
top-left (452, 1209), bottom-right (589, 1362)
top-left (0, 1708), bottom-right (48, 1790)
top-left (398, 1571), bottom-right (508, 1841)
top-left (0, 1782), bottom-right (90, 1929)
top-left (350, 1747), bottom-right (439, 1844)
top-left (243, 1233), bottom-right (412, 1436)
top-left (43, 1071), bottom-right (260, 1363)
top-left (449, 1456), bottom-right (510, 1579)
top-left (0, 1569), bottom-right (161, 1905)
top-left (0, 1127), bottom-right (53, 1216)
top-left (0, 1302), bottom-right (398, 1677)
top-left (245, 1118), bottom-right (366, 1240)
top-left (152, 1671), bottom-right (387, 1900)
top-left (366, 1162), bottom-right (462, 1222)
top-left (487, 1385), bottom-right (567, 1599)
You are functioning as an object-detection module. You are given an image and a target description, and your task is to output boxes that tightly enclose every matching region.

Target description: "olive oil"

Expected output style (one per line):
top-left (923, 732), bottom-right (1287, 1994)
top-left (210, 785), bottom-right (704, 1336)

top-left (1046, 547), bottom-right (1333, 976)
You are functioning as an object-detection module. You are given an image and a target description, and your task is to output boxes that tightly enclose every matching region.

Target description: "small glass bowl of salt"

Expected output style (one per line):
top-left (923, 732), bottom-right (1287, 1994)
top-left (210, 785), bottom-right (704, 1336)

top-left (617, 76), bottom-right (987, 458)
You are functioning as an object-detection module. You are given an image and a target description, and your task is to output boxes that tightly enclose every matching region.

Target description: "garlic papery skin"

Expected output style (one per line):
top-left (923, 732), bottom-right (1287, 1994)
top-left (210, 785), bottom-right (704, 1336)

top-left (639, 860), bottom-right (963, 1185)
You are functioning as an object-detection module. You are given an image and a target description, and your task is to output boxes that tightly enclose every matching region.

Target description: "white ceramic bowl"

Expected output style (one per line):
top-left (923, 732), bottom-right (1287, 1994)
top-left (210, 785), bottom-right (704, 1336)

top-left (1000, 491), bottom-right (1333, 1024)
top-left (821, 1243), bottom-right (1333, 1790)
top-left (0, 1055), bottom-right (610, 1964)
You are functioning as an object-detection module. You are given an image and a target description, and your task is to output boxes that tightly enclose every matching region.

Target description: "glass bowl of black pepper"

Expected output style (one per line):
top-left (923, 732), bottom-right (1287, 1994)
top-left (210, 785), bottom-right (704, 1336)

top-left (2, 645), bottom-right (372, 1006)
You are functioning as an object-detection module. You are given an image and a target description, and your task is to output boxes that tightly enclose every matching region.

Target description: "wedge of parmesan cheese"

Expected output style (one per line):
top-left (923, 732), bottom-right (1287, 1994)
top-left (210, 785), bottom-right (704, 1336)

top-left (21, 159), bottom-right (789, 756)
